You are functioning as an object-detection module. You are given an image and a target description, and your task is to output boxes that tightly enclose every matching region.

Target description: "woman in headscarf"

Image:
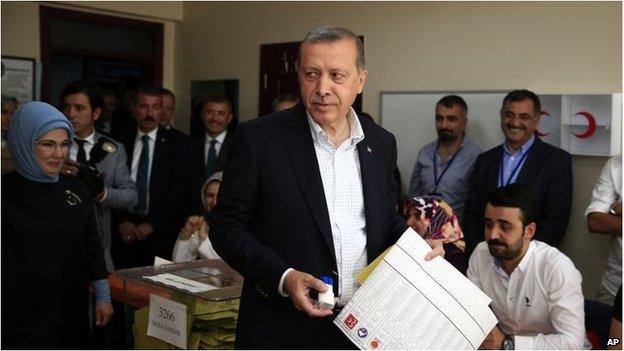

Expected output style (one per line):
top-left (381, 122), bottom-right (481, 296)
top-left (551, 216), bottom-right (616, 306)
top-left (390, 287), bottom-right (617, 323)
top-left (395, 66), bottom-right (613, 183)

top-left (172, 171), bottom-right (223, 262)
top-left (1, 101), bottom-right (112, 349)
top-left (404, 195), bottom-right (468, 274)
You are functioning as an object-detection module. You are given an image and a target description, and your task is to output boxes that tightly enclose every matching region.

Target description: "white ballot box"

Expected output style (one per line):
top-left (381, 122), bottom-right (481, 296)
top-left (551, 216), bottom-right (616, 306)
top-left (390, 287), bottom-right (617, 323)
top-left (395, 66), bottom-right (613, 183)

top-left (335, 228), bottom-right (498, 350)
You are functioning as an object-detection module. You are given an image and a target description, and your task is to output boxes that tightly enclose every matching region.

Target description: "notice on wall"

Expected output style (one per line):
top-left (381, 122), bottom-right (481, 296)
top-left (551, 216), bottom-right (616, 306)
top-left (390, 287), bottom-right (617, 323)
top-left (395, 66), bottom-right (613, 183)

top-left (335, 228), bottom-right (498, 350)
top-left (1, 57), bottom-right (35, 104)
top-left (147, 294), bottom-right (188, 349)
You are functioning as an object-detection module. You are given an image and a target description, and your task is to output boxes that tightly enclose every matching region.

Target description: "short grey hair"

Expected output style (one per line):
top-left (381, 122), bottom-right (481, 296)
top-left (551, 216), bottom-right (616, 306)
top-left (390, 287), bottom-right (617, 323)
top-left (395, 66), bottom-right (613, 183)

top-left (298, 26), bottom-right (365, 71)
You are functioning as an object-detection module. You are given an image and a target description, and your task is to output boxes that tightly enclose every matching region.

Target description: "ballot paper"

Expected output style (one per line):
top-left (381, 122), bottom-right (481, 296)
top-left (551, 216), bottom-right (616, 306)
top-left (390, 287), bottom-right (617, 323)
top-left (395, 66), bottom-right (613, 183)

top-left (334, 228), bottom-right (498, 350)
top-left (144, 273), bottom-right (218, 293)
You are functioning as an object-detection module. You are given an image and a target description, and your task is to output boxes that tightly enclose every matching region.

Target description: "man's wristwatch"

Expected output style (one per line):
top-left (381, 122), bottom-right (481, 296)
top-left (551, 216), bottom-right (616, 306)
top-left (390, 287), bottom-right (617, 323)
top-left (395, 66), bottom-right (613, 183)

top-left (609, 203), bottom-right (617, 215)
top-left (502, 335), bottom-right (515, 350)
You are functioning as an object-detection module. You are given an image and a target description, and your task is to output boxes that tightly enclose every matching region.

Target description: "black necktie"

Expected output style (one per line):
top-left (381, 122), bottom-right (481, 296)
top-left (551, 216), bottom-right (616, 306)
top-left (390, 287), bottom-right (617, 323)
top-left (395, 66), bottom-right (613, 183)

top-left (205, 139), bottom-right (217, 177)
top-left (134, 135), bottom-right (150, 215)
top-left (74, 138), bottom-right (87, 164)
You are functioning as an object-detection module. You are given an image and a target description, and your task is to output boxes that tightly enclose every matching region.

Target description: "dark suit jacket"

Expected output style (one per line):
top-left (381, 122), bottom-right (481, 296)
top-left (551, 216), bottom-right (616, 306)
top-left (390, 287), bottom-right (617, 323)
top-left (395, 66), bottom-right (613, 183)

top-left (115, 125), bottom-right (190, 264)
top-left (463, 138), bottom-right (573, 254)
top-left (209, 104), bottom-right (407, 348)
top-left (188, 131), bottom-right (233, 214)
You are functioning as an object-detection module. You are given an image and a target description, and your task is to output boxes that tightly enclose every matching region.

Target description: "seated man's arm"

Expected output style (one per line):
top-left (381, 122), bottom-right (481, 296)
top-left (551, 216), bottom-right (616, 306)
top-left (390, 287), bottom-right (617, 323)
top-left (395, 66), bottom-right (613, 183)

top-left (514, 255), bottom-right (586, 350)
top-left (588, 211), bottom-right (622, 236)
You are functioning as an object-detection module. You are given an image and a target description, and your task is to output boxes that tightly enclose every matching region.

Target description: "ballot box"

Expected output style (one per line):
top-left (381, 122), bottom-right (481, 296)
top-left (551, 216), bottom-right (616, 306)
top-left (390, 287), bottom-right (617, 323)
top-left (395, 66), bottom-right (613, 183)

top-left (114, 259), bottom-right (243, 349)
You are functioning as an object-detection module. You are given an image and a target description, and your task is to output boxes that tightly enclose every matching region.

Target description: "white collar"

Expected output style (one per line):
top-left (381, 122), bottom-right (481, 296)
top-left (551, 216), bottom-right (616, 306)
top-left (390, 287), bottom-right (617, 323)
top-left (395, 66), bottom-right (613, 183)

top-left (75, 130), bottom-right (96, 144)
top-left (306, 107), bottom-right (365, 146)
top-left (138, 127), bottom-right (158, 141)
top-left (206, 130), bottom-right (227, 144)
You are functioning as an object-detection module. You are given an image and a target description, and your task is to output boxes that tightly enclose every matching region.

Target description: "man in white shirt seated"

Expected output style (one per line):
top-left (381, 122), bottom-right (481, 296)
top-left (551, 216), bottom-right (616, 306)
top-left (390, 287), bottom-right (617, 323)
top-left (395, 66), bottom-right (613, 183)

top-left (468, 184), bottom-right (587, 350)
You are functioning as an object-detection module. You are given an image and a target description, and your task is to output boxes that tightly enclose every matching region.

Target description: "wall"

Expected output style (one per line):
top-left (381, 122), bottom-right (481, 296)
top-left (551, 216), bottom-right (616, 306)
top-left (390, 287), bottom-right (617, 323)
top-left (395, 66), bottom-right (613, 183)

top-left (0, 1), bottom-right (182, 105)
top-left (178, 1), bottom-right (621, 297)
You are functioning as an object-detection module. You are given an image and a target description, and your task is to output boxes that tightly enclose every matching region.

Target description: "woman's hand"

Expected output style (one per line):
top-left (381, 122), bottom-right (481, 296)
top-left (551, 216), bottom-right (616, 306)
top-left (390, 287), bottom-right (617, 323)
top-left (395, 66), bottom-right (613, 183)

top-left (179, 216), bottom-right (203, 239)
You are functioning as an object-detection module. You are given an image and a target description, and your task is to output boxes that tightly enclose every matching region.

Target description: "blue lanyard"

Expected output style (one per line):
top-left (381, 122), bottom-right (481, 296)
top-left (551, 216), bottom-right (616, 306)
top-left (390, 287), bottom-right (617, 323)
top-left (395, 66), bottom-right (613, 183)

top-left (499, 147), bottom-right (531, 186)
top-left (433, 143), bottom-right (461, 193)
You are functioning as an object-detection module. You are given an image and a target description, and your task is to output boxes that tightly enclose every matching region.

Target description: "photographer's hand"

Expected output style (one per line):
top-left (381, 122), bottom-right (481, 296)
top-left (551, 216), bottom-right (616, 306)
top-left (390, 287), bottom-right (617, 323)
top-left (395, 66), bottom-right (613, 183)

top-left (61, 159), bottom-right (80, 177)
top-left (135, 223), bottom-right (154, 240)
top-left (119, 221), bottom-right (137, 243)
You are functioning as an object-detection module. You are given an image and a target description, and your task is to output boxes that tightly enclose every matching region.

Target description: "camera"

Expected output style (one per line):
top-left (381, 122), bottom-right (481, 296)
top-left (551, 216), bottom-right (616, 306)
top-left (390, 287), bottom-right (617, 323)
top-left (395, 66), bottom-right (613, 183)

top-left (76, 137), bottom-right (118, 197)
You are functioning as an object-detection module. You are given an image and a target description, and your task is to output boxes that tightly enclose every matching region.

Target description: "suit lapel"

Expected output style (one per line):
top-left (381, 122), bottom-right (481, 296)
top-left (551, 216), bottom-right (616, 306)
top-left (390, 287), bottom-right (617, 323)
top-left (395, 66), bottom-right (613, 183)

top-left (489, 145), bottom-right (504, 188)
top-left (515, 138), bottom-right (542, 184)
top-left (356, 127), bottom-right (383, 259)
top-left (281, 110), bottom-right (335, 259)
top-left (216, 131), bottom-right (233, 168)
top-left (150, 128), bottom-right (167, 198)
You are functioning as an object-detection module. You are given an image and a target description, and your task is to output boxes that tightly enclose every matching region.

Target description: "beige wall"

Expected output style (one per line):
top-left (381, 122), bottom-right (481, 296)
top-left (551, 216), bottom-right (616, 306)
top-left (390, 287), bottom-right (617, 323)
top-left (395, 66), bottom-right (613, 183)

top-left (1, 1), bottom-right (621, 297)
top-left (178, 1), bottom-right (621, 297)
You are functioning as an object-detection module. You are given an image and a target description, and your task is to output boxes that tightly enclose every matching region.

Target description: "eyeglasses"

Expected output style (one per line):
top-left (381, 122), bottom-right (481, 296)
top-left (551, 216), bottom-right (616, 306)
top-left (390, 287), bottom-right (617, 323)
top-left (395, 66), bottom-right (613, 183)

top-left (35, 140), bottom-right (70, 152)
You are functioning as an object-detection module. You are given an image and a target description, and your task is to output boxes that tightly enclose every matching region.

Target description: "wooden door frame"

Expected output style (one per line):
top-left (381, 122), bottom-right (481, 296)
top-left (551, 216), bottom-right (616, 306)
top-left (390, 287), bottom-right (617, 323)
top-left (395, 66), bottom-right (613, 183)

top-left (39, 5), bottom-right (163, 101)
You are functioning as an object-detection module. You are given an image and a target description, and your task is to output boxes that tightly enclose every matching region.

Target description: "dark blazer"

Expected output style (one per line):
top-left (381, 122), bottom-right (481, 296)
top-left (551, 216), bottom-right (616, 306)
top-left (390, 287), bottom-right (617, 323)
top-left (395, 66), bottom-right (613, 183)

top-left (463, 137), bottom-right (573, 254)
top-left (188, 131), bottom-right (234, 214)
top-left (115, 125), bottom-right (190, 266)
top-left (2, 172), bottom-right (107, 348)
top-left (209, 104), bottom-right (407, 348)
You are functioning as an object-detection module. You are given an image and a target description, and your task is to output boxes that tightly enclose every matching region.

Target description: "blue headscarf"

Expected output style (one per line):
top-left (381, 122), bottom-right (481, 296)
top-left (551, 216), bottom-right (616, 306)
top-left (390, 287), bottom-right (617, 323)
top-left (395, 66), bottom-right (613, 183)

top-left (8, 101), bottom-right (74, 183)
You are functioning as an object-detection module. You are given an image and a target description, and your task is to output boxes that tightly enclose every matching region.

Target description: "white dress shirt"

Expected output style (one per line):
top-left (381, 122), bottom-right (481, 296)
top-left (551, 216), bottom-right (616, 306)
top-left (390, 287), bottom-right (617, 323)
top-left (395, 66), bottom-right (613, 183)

top-left (204, 130), bottom-right (227, 161)
top-left (468, 240), bottom-right (588, 350)
top-left (278, 108), bottom-right (367, 305)
top-left (70, 130), bottom-right (96, 162)
top-left (585, 155), bottom-right (622, 296)
top-left (131, 127), bottom-right (158, 209)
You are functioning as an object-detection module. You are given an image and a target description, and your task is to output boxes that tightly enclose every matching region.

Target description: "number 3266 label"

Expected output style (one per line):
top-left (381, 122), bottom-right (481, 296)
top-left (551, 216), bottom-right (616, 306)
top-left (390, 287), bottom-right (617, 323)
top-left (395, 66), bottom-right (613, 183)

top-left (147, 294), bottom-right (187, 349)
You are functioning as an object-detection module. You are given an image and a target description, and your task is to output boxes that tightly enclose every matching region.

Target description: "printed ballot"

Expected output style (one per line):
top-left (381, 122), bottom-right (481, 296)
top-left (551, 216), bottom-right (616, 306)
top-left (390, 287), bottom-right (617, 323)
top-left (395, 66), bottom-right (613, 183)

top-left (335, 228), bottom-right (498, 350)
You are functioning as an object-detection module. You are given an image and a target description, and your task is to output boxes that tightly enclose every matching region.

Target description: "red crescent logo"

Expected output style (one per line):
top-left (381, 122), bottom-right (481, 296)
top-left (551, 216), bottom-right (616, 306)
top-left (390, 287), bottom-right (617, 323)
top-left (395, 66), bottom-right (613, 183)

top-left (572, 111), bottom-right (597, 139)
top-left (534, 111), bottom-right (550, 137)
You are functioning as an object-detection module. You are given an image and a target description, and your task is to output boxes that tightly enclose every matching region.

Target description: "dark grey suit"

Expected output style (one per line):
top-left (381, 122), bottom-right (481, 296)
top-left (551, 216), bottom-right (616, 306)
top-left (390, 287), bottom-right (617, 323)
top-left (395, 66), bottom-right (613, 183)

top-left (210, 104), bottom-right (407, 348)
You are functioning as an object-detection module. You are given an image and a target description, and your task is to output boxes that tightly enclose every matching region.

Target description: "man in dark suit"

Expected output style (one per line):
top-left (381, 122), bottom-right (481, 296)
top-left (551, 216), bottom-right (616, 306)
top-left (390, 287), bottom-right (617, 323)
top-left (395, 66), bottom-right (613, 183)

top-left (463, 89), bottom-right (573, 255)
top-left (114, 85), bottom-right (190, 267)
top-left (210, 26), bottom-right (442, 349)
top-left (189, 95), bottom-right (234, 214)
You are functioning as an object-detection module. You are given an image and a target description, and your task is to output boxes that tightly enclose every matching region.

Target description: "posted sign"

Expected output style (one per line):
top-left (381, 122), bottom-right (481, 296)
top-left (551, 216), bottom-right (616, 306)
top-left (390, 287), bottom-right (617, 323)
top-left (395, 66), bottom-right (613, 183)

top-left (147, 294), bottom-right (187, 349)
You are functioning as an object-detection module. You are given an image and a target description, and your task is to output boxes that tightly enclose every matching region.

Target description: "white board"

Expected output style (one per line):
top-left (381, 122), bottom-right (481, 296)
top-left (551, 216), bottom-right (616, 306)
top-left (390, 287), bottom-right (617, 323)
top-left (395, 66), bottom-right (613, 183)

top-left (380, 91), bottom-right (561, 193)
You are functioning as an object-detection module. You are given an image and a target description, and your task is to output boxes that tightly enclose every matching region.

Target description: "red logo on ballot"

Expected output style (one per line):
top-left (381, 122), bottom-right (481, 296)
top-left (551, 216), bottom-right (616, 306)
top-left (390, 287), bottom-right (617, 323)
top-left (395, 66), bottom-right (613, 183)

top-left (344, 314), bottom-right (358, 329)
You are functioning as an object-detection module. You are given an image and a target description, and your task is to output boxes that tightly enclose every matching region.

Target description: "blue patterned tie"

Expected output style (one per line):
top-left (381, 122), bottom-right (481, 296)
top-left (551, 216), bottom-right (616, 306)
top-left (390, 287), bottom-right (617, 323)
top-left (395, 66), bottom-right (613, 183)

top-left (205, 139), bottom-right (217, 177)
top-left (134, 135), bottom-right (150, 215)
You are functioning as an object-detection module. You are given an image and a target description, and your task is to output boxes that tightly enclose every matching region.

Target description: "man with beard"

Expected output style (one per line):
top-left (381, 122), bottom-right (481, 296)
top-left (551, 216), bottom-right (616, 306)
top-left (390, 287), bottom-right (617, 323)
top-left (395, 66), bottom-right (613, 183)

top-left (463, 90), bottom-right (572, 255)
top-left (408, 95), bottom-right (481, 274)
top-left (467, 184), bottom-right (586, 350)
top-left (409, 95), bottom-right (481, 223)
top-left (114, 85), bottom-right (190, 267)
